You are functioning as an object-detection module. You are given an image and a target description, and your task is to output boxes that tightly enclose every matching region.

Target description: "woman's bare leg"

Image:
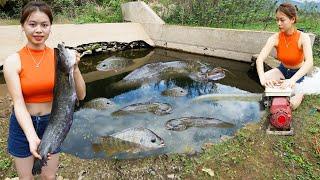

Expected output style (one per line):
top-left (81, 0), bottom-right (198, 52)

top-left (290, 93), bottom-right (304, 110)
top-left (40, 153), bottom-right (59, 180)
top-left (14, 155), bottom-right (34, 180)
top-left (264, 68), bottom-right (285, 81)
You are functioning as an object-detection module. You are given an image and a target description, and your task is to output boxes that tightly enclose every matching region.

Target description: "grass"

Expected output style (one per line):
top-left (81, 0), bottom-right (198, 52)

top-left (180, 95), bottom-right (320, 179)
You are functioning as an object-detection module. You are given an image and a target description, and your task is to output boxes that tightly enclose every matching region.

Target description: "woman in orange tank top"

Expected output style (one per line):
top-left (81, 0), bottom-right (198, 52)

top-left (3, 1), bottom-right (86, 179)
top-left (256, 3), bottom-right (314, 110)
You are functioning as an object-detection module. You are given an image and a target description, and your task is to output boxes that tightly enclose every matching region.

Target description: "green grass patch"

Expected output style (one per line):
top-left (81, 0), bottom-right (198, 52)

top-left (181, 95), bottom-right (320, 179)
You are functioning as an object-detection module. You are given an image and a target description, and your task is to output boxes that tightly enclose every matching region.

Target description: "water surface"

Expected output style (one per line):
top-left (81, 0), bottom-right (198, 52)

top-left (60, 48), bottom-right (264, 159)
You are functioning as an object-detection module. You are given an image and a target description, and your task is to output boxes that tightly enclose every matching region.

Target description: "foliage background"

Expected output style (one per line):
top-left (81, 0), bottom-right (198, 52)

top-left (0, 0), bottom-right (131, 23)
top-left (1, 0), bottom-right (317, 64)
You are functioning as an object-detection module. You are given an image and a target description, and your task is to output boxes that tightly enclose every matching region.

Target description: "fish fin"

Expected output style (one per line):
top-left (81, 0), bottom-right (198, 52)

top-left (32, 159), bottom-right (43, 175)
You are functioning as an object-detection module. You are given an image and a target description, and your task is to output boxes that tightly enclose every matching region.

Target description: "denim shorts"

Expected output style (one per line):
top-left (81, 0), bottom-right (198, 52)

top-left (7, 112), bottom-right (61, 158)
top-left (277, 63), bottom-right (305, 83)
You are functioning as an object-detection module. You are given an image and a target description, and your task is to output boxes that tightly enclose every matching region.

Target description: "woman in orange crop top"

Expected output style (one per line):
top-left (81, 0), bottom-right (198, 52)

top-left (256, 3), bottom-right (313, 110)
top-left (3, 1), bottom-right (86, 179)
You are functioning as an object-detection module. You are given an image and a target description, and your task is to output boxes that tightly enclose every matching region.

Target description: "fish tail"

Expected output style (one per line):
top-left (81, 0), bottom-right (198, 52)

top-left (32, 159), bottom-right (44, 175)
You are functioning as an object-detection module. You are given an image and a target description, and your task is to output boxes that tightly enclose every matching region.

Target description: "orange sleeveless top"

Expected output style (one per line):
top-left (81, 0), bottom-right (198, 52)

top-left (276, 30), bottom-right (304, 67)
top-left (19, 46), bottom-right (55, 103)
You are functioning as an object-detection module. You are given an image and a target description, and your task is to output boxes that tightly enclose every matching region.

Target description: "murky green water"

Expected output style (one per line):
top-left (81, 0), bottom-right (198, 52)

top-left (60, 48), bottom-right (264, 159)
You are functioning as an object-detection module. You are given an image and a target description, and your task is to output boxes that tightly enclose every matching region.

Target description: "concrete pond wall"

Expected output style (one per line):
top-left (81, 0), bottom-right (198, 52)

top-left (122, 1), bottom-right (316, 63)
top-left (0, 23), bottom-right (153, 67)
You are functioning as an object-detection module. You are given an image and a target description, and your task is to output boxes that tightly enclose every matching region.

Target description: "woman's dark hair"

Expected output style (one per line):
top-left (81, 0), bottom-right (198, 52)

top-left (276, 3), bottom-right (298, 23)
top-left (20, 1), bottom-right (53, 25)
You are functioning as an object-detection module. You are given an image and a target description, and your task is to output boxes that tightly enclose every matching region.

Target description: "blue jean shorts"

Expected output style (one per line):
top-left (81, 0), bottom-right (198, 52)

top-left (277, 63), bottom-right (305, 83)
top-left (7, 112), bottom-right (61, 158)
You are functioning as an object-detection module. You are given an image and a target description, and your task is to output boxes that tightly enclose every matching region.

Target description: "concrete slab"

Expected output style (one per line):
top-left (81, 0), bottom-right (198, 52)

top-left (0, 23), bottom-right (154, 67)
top-left (251, 54), bottom-right (280, 70)
top-left (0, 84), bottom-right (8, 96)
top-left (122, 1), bottom-right (165, 24)
top-left (122, 1), bottom-right (316, 62)
top-left (142, 23), bottom-right (315, 62)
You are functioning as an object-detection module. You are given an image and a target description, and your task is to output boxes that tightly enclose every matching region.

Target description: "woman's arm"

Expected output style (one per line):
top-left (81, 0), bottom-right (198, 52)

top-left (3, 54), bottom-right (41, 159)
top-left (256, 33), bottom-right (277, 86)
top-left (73, 53), bottom-right (86, 100)
top-left (290, 33), bottom-right (313, 82)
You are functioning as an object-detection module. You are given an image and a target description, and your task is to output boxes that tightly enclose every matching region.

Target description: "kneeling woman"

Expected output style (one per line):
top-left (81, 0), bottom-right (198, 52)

top-left (256, 3), bottom-right (313, 110)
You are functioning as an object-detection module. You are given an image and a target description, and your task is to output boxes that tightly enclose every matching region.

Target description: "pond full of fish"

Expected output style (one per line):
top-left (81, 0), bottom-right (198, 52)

top-left (0, 47), bottom-right (264, 159)
top-left (60, 47), bottom-right (265, 160)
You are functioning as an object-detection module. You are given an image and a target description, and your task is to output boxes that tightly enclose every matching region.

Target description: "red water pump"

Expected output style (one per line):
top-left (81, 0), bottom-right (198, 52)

top-left (269, 97), bottom-right (292, 129)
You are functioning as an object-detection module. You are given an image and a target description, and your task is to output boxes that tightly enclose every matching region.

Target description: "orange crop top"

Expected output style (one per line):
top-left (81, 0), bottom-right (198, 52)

top-left (276, 30), bottom-right (304, 67)
top-left (19, 46), bottom-right (55, 103)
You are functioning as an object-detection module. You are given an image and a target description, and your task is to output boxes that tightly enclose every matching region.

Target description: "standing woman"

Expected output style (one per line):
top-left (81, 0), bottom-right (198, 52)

top-left (256, 3), bottom-right (313, 110)
top-left (3, 1), bottom-right (86, 179)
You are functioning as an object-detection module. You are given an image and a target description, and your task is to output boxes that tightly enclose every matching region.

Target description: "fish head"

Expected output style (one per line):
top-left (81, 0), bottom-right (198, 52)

top-left (153, 103), bottom-right (173, 115)
top-left (96, 63), bottom-right (107, 71)
top-left (96, 59), bottom-right (110, 71)
top-left (140, 129), bottom-right (165, 148)
top-left (143, 134), bottom-right (165, 149)
top-left (206, 68), bottom-right (226, 81)
top-left (172, 87), bottom-right (188, 96)
top-left (165, 119), bottom-right (187, 131)
top-left (56, 43), bottom-right (76, 73)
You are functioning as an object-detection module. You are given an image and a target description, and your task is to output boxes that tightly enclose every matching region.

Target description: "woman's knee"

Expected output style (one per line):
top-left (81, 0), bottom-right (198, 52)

top-left (290, 94), bottom-right (304, 110)
top-left (265, 68), bottom-right (285, 80)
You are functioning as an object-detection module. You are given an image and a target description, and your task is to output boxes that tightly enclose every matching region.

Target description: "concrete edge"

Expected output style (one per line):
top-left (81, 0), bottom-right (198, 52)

top-left (121, 1), bottom-right (165, 24)
top-left (155, 40), bottom-right (253, 62)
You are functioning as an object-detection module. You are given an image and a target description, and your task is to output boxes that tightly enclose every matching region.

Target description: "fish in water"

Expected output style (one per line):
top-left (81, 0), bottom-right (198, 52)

top-left (165, 117), bottom-right (235, 131)
top-left (192, 93), bottom-right (263, 103)
top-left (83, 97), bottom-right (116, 110)
top-left (112, 102), bottom-right (172, 116)
top-left (32, 43), bottom-right (78, 175)
top-left (206, 67), bottom-right (226, 81)
top-left (96, 56), bottom-right (133, 71)
top-left (92, 127), bottom-right (165, 156)
top-left (161, 87), bottom-right (188, 97)
top-left (189, 67), bottom-right (226, 82)
top-left (122, 61), bottom-right (189, 83)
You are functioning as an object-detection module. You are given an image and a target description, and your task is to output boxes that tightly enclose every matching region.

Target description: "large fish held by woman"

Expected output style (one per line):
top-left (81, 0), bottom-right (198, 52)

top-left (32, 43), bottom-right (77, 175)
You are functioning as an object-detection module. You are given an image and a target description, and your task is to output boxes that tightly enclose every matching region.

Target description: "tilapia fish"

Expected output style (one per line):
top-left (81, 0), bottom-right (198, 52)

top-left (161, 87), bottom-right (188, 97)
top-left (32, 43), bottom-right (77, 175)
top-left (165, 117), bottom-right (235, 131)
top-left (192, 93), bottom-right (263, 102)
top-left (92, 127), bottom-right (165, 156)
top-left (112, 102), bottom-right (172, 116)
top-left (83, 97), bottom-right (116, 110)
top-left (122, 61), bottom-right (189, 83)
top-left (96, 56), bottom-right (133, 71)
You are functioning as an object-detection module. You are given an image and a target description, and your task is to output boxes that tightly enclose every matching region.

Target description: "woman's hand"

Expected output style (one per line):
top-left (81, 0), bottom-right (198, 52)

top-left (279, 79), bottom-right (296, 89)
top-left (261, 78), bottom-right (281, 88)
top-left (29, 135), bottom-right (41, 159)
